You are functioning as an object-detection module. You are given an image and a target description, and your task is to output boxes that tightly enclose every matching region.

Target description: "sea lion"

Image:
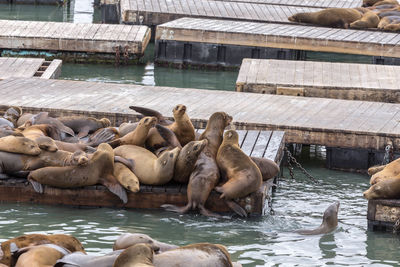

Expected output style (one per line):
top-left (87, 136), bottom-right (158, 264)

top-left (363, 0), bottom-right (399, 6)
top-left (28, 143), bottom-right (127, 203)
top-left (152, 243), bottom-right (235, 267)
top-left (2, 106), bottom-right (22, 127)
top-left (215, 130), bottom-right (262, 217)
top-left (0, 233), bottom-right (85, 266)
top-left (296, 202), bottom-right (340, 235)
top-left (88, 127), bottom-right (120, 147)
top-left (0, 136), bottom-right (41, 155)
top-left (288, 8), bottom-right (363, 28)
top-left (12, 243), bottom-right (70, 267)
top-left (377, 15), bottom-right (400, 28)
top-left (113, 233), bottom-right (178, 253)
top-left (368, 164), bottom-right (386, 175)
top-left (19, 124), bottom-right (62, 141)
top-left (114, 145), bottom-right (180, 185)
top-left (129, 106), bottom-right (172, 126)
top-left (384, 22), bottom-right (400, 30)
top-left (109, 117), bottom-right (157, 148)
top-left (119, 122), bottom-right (139, 137)
top-left (26, 112), bottom-right (75, 138)
top-left (113, 244), bottom-right (154, 267)
top-left (370, 158), bottom-right (400, 185)
top-left (364, 177), bottom-right (400, 199)
top-left (113, 162), bottom-right (140, 193)
top-left (58, 116), bottom-right (111, 138)
top-left (35, 136), bottom-right (58, 152)
top-left (17, 113), bottom-right (33, 127)
top-left (0, 125), bottom-right (23, 138)
top-left (54, 140), bottom-right (94, 153)
top-left (350, 11), bottom-right (380, 28)
top-left (162, 112), bottom-right (232, 217)
top-left (250, 157), bottom-right (280, 181)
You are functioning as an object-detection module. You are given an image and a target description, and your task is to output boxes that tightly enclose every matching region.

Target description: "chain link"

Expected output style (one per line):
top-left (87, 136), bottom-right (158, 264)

top-left (123, 45), bottom-right (130, 65)
top-left (114, 45), bottom-right (121, 67)
top-left (284, 147), bottom-right (319, 184)
top-left (393, 217), bottom-right (400, 234)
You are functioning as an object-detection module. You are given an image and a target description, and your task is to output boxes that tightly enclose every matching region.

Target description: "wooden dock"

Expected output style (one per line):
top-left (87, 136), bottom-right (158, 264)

top-left (0, 77), bottom-right (399, 151)
top-left (236, 59), bottom-right (400, 103)
top-left (0, 20), bottom-right (151, 64)
top-left (0, 57), bottom-right (62, 80)
top-left (368, 199), bottom-right (400, 232)
top-left (155, 18), bottom-right (400, 68)
top-left (216, 0), bottom-right (362, 8)
top-left (0, 128), bottom-right (284, 215)
top-left (119, 0), bottom-right (321, 25)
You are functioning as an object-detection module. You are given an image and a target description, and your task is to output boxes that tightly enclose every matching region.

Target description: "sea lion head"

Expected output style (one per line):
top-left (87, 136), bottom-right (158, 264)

top-left (100, 118), bottom-right (111, 127)
top-left (222, 130), bottom-right (239, 145)
top-left (172, 104), bottom-right (187, 118)
top-left (160, 147), bottom-right (181, 167)
top-left (209, 112), bottom-right (233, 128)
top-left (138, 116), bottom-right (157, 129)
top-left (71, 151), bottom-right (89, 166)
top-left (17, 137), bottom-right (41, 155)
top-left (323, 202), bottom-right (340, 229)
top-left (181, 139), bottom-right (208, 161)
top-left (35, 136), bottom-right (58, 152)
top-left (114, 243), bottom-right (154, 267)
top-left (113, 233), bottom-right (161, 252)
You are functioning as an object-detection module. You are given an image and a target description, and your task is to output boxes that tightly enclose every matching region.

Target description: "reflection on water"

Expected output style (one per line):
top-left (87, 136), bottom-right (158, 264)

top-left (0, 157), bottom-right (399, 266)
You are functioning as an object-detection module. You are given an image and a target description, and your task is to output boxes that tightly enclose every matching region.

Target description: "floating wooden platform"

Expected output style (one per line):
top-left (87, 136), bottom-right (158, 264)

top-left (367, 199), bottom-right (400, 232)
top-left (155, 18), bottom-right (400, 68)
top-left (0, 57), bottom-right (62, 80)
top-left (0, 20), bottom-right (151, 64)
top-left (216, 0), bottom-right (362, 8)
top-left (0, 0), bottom-right (63, 4)
top-left (0, 77), bottom-right (399, 152)
top-left (119, 0), bottom-right (321, 25)
top-left (0, 128), bottom-right (284, 215)
top-left (236, 59), bottom-right (400, 103)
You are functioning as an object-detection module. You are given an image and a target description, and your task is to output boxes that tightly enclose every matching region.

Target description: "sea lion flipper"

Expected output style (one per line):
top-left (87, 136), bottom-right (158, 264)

top-left (129, 106), bottom-right (165, 122)
top-left (108, 139), bottom-right (121, 148)
top-left (76, 127), bottom-right (90, 139)
top-left (161, 204), bottom-right (190, 214)
top-left (198, 205), bottom-right (222, 218)
top-left (102, 177), bottom-right (128, 204)
top-left (225, 200), bottom-right (248, 218)
top-left (114, 156), bottom-right (135, 172)
top-left (155, 124), bottom-right (182, 149)
top-left (28, 179), bottom-right (44, 193)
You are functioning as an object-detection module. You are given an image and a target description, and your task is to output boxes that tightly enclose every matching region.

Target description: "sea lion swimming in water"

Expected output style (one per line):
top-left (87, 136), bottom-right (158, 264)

top-left (296, 202), bottom-right (340, 235)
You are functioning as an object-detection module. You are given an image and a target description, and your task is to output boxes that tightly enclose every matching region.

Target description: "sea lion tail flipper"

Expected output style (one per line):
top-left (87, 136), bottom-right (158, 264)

top-left (161, 204), bottom-right (191, 214)
top-left (88, 129), bottom-right (117, 147)
top-left (59, 124), bottom-right (76, 137)
top-left (155, 124), bottom-right (182, 148)
top-left (114, 156), bottom-right (135, 172)
top-left (225, 200), bottom-right (248, 218)
top-left (77, 127), bottom-right (91, 139)
top-left (129, 106), bottom-right (165, 121)
top-left (28, 177), bottom-right (44, 193)
top-left (102, 178), bottom-right (128, 204)
top-left (198, 204), bottom-right (222, 218)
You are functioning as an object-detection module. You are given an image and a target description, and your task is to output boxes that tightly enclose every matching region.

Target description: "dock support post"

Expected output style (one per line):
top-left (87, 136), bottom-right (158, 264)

top-left (101, 0), bottom-right (120, 24)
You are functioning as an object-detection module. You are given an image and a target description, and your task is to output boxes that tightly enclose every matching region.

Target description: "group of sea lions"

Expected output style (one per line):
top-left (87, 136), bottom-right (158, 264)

top-left (288, 0), bottom-right (400, 31)
top-left (0, 233), bottom-right (243, 267)
top-left (0, 105), bottom-right (281, 217)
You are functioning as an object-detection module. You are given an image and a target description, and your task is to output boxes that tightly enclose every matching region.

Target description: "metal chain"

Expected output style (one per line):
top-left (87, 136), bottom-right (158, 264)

top-left (284, 147), bottom-right (319, 184)
top-left (114, 46), bottom-right (121, 67)
top-left (382, 144), bottom-right (394, 165)
top-left (393, 217), bottom-right (400, 234)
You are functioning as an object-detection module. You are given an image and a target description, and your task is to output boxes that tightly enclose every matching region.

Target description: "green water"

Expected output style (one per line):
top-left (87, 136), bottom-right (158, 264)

top-left (2, 4), bottom-right (400, 267)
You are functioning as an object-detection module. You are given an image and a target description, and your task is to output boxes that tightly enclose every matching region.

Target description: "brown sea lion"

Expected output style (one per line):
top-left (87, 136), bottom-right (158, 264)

top-left (368, 164), bottom-right (386, 175)
top-left (113, 162), bottom-right (140, 193)
top-left (0, 125), bottom-right (23, 138)
top-left (152, 243), bottom-right (235, 267)
top-left (369, 158), bottom-right (400, 185)
top-left (35, 136), bottom-right (58, 152)
top-left (113, 244), bottom-right (154, 267)
top-left (28, 143), bottom-right (127, 203)
top-left (363, 0), bottom-right (399, 6)
top-left (17, 113), bottom-right (33, 127)
top-left (350, 11), bottom-right (380, 28)
top-left (109, 117), bottom-right (157, 148)
top-left (0, 233), bottom-right (85, 266)
top-left (119, 122), bottom-right (138, 137)
top-left (88, 127), bottom-right (120, 147)
top-left (296, 202), bottom-right (340, 235)
top-left (0, 136), bottom-right (41, 155)
top-left (377, 15), bottom-right (400, 28)
top-left (54, 140), bottom-right (94, 153)
top-left (114, 145), bottom-right (180, 185)
top-left (2, 106), bottom-right (22, 127)
top-left (162, 112), bottom-right (232, 217)
top-left (58, 116), bottom-right (111, 138)
top-left (129, 106), bottom-right (172, 126)
top-left (364, 177), bottom-right (400, 199)
top-left (288, 8), bottom-right (363, 28)
top-left (26, 112), bottom-right (75, 138)
top-left (13, 243), bottom-right (70, 267)
top-left (113, 233), bottom-right (178, 253)
top-left (250, 157), bottom-right (280, 181)
top-left (384, 22), bottom-right (400, 30)
top-left (54, 251), bottom-right (123, 267)
top-left (216, 130), bottom-right (262, 217)
top-left (19, 124), bottom-right (62, 141)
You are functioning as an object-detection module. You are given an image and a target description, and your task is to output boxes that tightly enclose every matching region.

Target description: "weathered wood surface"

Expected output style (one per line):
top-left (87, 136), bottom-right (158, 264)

top-left (216, 0), bottom-right (362, 8)
top-left (120, 0), bottom-right (321, 25)
top-left (367, 199), bottom-right (400, 231)
top-left (0, 128), bottom-right (284, 215)
top-left (0, 57), bottom-right (62, 80)
top-left (0, 77), bottom-right (399, 151)
top-left (0, 20), bottom-right (151, 55)
top-left (156, 18), bottom-right (400, 58)
top-left (236, 59), bottom-right (400, 103)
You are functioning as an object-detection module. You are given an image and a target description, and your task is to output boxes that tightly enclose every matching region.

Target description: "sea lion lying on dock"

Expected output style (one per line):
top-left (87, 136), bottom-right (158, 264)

top-left (369, 158), bottom-right (400, 185)
top-left (216, 130), bottom-right (262, 217)
top-left (162, 112), bottom-right (232, 217)
top-left (25, 112), bottom-right (75, 139)
top-left (364, 177), bottom-right (400, 199)
top-left (1, 106), bottom-right (22, 128)
top-left (58, 116), bottom-right (111, 138)
top-left (250, 156), bottom-right (280, 181)
top-left (0, 136), bottom-right (41, 155)
top-left (28, 143), bottom-right (128, 203)
top-left (296, 202), bottom-right (340, 235)
top-left (363, 0), bottom-right (399, 7)
top-left (288, 8), bottom-right (363, 28)
top-left (0, 233), bottom-right (85, 266)
top-left (113, 244), bottom-right (154, 267)
top-left (350, 11), bottom-right (380, 28)
top-left (113, 233), bottom-right (178, 252)
top-left (12, 243), bottom-right (71, 267)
